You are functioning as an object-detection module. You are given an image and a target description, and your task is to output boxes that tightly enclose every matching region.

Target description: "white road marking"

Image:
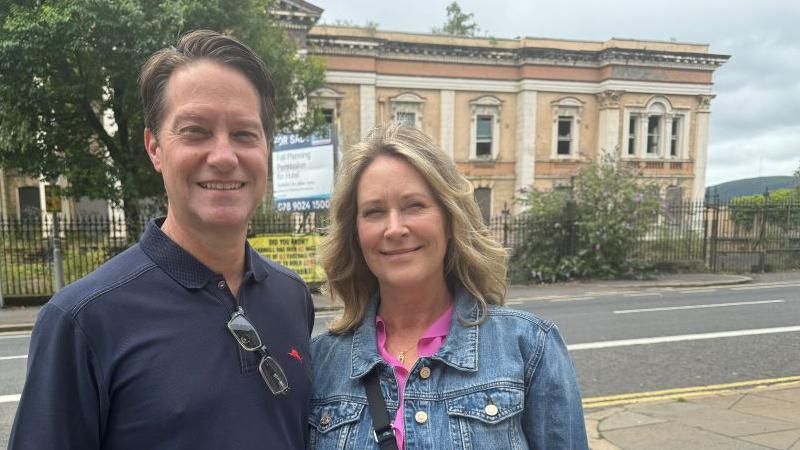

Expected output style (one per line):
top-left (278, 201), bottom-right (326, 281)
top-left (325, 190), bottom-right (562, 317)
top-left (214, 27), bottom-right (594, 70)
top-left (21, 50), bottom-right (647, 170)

top-left (584, 290), bottom-right (638, 296)
top-left (614, 299), bottom-right (786, 314)
top-left (623, 292), bottom-right (663, 297)
top-left (0, 333), bottom-right (31, 340)
top-left (0, 394), bottom-right (21, 404)
top-left (732, 283), bottom-right (800, 291)
top-left (568, 325), bottom-right (800, 351)
top-left (550, 296), bottom-right (595, 303)
top-left (509, 295), bottom-right (568, 302)
top-left (315, 312), bottom-right (340, 319)
top-left (0, 355), bottom-right (27, 361)
top-left (676, 288), bottom-right (718, 294)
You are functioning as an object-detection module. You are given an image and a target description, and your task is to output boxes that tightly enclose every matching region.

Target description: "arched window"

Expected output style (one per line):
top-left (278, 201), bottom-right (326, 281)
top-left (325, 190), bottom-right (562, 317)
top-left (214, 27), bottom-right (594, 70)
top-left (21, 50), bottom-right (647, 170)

top-left (389, 92), bottom-right (425, 129)
top-left (623, 96), bottom-right (689, 159)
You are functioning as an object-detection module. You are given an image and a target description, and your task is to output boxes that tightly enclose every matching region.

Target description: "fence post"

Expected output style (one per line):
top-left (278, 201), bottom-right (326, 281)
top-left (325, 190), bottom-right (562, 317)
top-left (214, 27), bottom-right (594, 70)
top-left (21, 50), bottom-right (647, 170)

top-left (0, 218), bottom-right (4, 307)
top-left (501, 203), bottom-right (510, 248)
top-left (0, 253), bottom-right (4, 308)
top-left (756, 188), bottom-right (769, 272)
top-left (710, 192), bottom-right (720, 272)
top-left (52, 213), bottom-right (65, 292)
top-left (702, 195), bottom-right (709, 267)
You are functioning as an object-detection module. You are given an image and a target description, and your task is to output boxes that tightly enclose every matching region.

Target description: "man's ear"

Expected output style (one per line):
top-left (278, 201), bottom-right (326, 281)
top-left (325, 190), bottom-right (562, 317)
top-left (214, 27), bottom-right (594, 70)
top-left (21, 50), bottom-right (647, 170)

top-left (144, 128), bottom-right (162, 172)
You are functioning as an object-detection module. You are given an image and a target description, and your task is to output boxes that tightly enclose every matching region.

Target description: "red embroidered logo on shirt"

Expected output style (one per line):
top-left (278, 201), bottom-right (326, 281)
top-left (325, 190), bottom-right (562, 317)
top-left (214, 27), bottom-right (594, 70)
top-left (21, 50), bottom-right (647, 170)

top-left (288, 348), bottom-right (303, 362)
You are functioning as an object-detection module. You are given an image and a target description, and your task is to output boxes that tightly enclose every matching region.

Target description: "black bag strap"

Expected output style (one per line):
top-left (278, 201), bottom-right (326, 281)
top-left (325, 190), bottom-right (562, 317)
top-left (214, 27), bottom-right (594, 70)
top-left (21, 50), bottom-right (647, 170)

top-left (363, 369), bottom-right (399, 450)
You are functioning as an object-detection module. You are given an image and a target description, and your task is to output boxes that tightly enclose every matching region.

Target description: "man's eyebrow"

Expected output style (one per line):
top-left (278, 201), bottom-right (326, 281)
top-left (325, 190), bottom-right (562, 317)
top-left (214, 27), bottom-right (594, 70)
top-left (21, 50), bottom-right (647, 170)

top-left (170, 111), bottom-right (207, 124)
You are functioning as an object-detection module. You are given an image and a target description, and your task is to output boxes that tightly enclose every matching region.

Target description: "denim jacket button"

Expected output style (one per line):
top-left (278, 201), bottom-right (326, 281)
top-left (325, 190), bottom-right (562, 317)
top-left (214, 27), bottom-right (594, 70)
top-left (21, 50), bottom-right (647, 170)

top-left (414, 411), bottom-right (428, 424)
top-left (485, 404), bottom-right (499, 417)
top-left (320, 414), bottom-right (331, 428)
top-left (419, 366), bottom-right (431, 379)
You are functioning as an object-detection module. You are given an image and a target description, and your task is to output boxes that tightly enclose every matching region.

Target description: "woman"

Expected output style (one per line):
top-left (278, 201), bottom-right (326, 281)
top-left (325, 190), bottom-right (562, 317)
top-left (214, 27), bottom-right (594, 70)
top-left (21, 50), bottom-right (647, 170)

top-left (310, 122), bottom-right (588, 449)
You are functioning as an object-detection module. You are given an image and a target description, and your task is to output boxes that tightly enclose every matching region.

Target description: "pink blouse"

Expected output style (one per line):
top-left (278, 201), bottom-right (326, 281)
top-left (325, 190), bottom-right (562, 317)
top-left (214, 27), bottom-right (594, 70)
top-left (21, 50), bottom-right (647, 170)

top-left (375, 305), bottom-right (453, 450)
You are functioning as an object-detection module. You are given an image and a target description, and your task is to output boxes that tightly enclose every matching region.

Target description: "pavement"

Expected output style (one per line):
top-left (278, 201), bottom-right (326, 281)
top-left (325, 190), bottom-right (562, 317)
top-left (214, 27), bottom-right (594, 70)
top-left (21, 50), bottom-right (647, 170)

top-left (585, 380), bottom-right (800, 450)
top-left (2, 270), bottom-right (798, 449)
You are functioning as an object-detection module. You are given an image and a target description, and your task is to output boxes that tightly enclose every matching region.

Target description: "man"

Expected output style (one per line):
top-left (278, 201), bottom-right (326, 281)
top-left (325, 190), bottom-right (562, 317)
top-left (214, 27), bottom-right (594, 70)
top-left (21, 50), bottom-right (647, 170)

top-left (9, 30), bottom-right (315, 449)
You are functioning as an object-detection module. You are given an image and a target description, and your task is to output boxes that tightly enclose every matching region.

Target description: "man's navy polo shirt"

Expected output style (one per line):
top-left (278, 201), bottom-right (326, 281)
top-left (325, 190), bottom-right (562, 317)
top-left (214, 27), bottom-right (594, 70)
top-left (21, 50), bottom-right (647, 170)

top-left (10, 220), bottom-right (315, 450)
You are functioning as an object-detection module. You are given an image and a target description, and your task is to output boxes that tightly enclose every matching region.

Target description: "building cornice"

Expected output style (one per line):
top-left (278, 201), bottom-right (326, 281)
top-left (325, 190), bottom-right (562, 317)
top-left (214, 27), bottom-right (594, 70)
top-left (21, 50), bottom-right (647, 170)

top-left (308, 29), bottom-right (729, 71)
top-left (325, 71), bottom-right (715, 96)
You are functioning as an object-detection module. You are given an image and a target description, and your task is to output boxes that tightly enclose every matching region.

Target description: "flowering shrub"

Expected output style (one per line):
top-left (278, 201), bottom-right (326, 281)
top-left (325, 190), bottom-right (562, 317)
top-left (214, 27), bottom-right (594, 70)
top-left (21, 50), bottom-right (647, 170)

top-left (510, 159), bottom-right (662, 283)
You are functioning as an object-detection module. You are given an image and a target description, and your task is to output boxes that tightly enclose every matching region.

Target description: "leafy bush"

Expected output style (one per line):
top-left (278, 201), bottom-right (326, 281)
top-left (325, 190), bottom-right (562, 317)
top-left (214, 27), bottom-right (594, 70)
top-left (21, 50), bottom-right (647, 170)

top-left (510, 159), bottom-right (662, 283)
top-left (729, 189), bottom-right (800, 231)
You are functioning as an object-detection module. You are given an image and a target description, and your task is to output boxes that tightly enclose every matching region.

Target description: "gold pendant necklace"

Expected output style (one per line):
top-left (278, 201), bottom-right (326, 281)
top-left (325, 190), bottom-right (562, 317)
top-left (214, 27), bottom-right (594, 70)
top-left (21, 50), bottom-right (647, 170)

top-left (396, 343), bottom-right (416, 364)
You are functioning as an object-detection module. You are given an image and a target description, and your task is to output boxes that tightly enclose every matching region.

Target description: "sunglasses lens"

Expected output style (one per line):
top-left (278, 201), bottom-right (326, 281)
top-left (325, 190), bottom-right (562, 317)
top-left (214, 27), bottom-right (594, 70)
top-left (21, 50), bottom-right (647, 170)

top-left (228, 314), bottom-right (262, 351)
top-left (259, 356), bottom-right (290, 395)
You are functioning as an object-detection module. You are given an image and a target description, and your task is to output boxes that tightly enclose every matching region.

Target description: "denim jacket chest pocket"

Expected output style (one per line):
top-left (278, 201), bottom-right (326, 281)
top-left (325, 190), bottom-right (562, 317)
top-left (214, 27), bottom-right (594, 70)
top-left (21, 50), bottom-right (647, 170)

top-left (308, 398), bottom-right (366, 449)
top-left (444, 385), bottom-right (528, 450)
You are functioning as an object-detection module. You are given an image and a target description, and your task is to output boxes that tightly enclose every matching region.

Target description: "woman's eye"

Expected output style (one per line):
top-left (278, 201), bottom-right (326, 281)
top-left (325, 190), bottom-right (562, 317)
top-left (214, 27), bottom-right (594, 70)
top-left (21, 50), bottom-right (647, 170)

top-left (362, 208), bottom-right (383, 217)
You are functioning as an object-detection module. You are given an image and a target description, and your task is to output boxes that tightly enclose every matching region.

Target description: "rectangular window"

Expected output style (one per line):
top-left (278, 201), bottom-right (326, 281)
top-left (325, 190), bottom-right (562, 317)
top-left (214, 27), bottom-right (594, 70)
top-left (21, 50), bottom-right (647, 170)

top-left (396, 111), bottom-right (416, 127)
top-left (557, 116), bottom-right (572, 155)
top-left (473, 187), bottom-right (492, 224)
top-left (475, 115), bottom-right (493, 157)
top-left (670, 117), bottom-right (680, 157)
top-left (647, 116), bottom-right (661, 155)
top-left (321, 108), bottom-right (334, 124)
top-left (628, 116), bottom-right (638, 155)
top-left (18, 186), bottom-right (41, 220)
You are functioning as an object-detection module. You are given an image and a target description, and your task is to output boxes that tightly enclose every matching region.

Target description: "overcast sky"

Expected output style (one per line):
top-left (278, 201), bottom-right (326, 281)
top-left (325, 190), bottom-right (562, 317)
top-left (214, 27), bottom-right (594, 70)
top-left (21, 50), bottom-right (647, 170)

top-left (313, 0), bottom-right (800, 187)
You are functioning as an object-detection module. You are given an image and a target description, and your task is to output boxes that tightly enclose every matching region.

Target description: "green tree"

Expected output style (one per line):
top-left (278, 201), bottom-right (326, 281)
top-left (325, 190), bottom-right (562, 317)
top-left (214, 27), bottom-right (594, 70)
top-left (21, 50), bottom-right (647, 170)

top-left (432, 1), bottom-right (479, 37)
top-left (0, 0), bottom-right (324, 234)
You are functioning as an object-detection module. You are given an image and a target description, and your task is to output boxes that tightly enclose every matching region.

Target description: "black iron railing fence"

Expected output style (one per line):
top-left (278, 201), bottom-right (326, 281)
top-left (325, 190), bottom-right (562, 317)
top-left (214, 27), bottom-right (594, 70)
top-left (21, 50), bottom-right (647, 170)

top-left (486, 199), bottom-right (800, 274)
top-left (2, 199), bottom-right (799, 299)
top-left (0, 213), bottom-right (329, 300)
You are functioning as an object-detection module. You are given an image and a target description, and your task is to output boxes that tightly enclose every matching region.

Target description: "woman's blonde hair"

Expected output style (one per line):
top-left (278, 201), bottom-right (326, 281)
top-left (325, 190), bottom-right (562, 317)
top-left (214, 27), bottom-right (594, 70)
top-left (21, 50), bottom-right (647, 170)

top-left (319, 122), bottom-right (508, 334)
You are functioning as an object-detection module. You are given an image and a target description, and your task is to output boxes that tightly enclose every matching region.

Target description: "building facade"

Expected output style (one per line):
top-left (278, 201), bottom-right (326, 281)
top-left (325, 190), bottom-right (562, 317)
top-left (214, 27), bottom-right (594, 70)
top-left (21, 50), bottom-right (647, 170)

top-left (305, 25), bottom-right (729, 218)
top-left (0, 1), bottom-right (729, 221)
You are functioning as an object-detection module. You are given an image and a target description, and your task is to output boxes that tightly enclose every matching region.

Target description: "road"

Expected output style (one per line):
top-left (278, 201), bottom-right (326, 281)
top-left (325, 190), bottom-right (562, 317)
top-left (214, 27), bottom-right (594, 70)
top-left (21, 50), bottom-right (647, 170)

top-left (1, 279), bottom-right (798, 446)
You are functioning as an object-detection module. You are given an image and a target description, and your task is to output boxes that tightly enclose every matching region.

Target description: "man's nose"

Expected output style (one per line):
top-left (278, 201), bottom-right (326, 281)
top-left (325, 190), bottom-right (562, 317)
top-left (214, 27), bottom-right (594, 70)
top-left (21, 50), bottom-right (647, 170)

top-left (207, 135), bottom-right (237, 171)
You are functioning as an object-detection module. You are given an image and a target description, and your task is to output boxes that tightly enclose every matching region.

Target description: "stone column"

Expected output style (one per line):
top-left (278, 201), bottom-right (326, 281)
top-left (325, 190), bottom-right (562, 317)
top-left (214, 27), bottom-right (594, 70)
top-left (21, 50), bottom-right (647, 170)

top-left (440, 90), bottom-right (455, 159)
top-left (638, 114), bottom-right (649, 157)
top-left (596, 90), bottom-right (623, 160)
top-left (515, 90), bottom-right (537, 208)
top-left (692, 95), bottom-right (714, 202)
top-left (359, 84), bottom-right (376, 139)
top-left (661, 116), bottom-right (673, 159)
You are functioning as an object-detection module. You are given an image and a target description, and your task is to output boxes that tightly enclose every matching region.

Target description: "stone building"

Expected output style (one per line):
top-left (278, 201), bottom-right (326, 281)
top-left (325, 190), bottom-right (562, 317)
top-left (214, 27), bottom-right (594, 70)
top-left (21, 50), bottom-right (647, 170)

top-left (0, 0), bottom-right (729, 221)
top-left (305, 24), bottom-right (729, 219)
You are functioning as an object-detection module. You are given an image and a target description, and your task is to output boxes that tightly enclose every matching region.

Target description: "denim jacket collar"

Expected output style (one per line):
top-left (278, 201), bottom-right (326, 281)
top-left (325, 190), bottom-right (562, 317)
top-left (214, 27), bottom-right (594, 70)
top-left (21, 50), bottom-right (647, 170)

top-left (349, 285), bottom-right (480, 379)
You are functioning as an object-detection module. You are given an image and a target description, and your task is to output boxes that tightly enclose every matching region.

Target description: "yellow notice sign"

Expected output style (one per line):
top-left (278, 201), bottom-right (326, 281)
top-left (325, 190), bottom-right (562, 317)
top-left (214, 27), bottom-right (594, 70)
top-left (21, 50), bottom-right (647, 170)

top-left (248, 234), bottom-right (325, 283)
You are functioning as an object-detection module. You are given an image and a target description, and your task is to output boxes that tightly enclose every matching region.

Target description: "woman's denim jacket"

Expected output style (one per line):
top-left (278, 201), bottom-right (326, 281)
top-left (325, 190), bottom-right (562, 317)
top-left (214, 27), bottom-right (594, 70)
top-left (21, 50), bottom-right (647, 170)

top-left (308, 287), bottom-right (588, 449)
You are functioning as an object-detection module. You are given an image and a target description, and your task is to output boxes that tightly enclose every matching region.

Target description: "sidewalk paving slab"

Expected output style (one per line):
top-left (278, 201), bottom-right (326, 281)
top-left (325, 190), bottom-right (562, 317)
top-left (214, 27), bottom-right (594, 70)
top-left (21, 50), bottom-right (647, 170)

top-left (740, 429), bottom-right (800, 450)
top-left (588, 383), bottom-right (800, 450)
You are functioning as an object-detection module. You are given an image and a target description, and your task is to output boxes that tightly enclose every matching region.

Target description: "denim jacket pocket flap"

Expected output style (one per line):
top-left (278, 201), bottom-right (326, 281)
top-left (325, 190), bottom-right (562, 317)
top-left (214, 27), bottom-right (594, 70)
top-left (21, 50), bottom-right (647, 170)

top-left (309, 400), bottom-right (365, 434)
top-left (445, 386), bottom-right (525, 424)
